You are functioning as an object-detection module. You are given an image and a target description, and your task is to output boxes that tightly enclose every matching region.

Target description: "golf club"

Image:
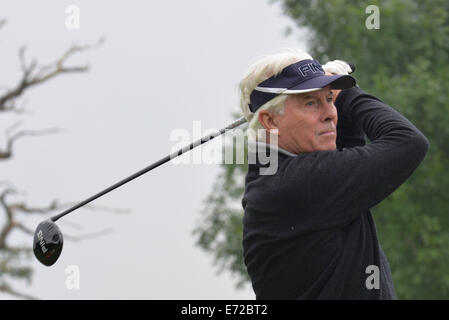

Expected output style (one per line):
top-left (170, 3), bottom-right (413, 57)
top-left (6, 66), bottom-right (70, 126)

top-left (33, 116), bottom-right (247, 266)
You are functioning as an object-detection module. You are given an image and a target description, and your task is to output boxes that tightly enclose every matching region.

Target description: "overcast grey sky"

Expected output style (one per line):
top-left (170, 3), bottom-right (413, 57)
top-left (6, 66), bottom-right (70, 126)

top-left (0, 0), bottom-right (307, 299)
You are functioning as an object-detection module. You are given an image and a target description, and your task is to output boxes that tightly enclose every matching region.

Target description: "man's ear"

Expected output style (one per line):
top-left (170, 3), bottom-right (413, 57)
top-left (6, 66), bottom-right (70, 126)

top-left (258, 110), bottom-right (280, 132)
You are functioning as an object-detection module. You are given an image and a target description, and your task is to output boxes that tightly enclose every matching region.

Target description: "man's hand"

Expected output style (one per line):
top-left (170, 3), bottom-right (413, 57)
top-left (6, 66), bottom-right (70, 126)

top-left (323, 60), bottom-right (354, 75)
top-left (323, 60), bottom-right (354, 103)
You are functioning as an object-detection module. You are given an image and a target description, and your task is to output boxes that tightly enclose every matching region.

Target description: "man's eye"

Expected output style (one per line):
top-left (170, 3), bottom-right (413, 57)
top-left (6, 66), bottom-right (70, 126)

top-left (306, 101), bottom-right (315, 106)
top-left (327, 97), bottom-right (333, 103)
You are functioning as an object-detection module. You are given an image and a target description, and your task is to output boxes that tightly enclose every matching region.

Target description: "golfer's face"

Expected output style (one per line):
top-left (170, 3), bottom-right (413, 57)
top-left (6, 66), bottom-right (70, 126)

top-left (278, 87), bottom-right (337, 153)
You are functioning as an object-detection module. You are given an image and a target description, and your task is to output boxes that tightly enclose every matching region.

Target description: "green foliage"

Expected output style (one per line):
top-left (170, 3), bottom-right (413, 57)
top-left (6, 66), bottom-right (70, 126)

top-left (194, 0), bottom-right (449, 298)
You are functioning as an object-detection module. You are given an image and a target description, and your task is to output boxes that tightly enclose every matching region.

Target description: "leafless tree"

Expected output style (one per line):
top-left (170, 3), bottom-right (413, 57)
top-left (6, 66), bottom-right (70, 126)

top-left (0, 19), bottom-right (121, 299)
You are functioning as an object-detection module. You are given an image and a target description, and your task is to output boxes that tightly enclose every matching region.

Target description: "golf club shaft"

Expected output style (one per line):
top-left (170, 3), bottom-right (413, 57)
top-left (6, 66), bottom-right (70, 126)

top-left (51, 117), bottom-right (247, 222)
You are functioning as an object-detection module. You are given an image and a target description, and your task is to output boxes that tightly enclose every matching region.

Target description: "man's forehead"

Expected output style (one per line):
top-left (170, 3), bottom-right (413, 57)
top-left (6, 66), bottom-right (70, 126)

top-left (295, 87), bottom-right (333, 99)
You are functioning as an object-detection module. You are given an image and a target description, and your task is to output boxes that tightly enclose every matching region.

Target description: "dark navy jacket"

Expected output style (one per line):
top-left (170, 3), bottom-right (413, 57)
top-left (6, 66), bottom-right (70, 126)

top-left (242, 86), bottom-right (429, 299)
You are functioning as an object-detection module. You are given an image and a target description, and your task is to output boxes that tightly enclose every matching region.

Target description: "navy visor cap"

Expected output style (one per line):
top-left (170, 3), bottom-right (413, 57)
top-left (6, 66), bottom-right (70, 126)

top-left (249, 59), bottom-right (356, 113)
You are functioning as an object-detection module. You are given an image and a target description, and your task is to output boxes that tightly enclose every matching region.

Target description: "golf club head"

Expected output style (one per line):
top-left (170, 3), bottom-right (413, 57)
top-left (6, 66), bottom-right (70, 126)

top-left (33, 220), bottom-right (63, 266)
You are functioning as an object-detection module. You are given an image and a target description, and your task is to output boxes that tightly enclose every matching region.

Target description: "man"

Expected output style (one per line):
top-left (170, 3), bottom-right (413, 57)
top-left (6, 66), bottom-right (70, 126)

top-left (240, 48), bottom-right (429, 299)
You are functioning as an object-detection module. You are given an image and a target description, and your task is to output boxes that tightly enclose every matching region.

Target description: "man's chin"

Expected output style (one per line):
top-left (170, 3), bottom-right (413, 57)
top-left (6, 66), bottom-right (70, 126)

top-left (317, 141), bottom-right (337, 151)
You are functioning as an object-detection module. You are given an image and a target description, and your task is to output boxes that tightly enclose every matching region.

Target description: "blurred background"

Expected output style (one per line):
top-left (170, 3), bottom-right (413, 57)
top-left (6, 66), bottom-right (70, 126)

top-left (1, 0), bottom-right (448, 299)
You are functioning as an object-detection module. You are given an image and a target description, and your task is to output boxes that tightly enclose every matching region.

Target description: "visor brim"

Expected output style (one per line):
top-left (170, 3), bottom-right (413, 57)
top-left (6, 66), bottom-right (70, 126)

top-left (284, 74), bottom-right (356, 94)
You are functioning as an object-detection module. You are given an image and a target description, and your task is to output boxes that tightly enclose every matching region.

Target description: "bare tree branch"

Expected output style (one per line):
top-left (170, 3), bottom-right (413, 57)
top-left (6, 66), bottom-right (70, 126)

top-left (0, 95), bottom-right (33, 115)
top-left (0, 32), bottom-right (109, 298)
top-left (0, 122), bottom-right (66, 160)
top-left (5, 120), bottom-right (23, 137)
top-left (0, 186), bottom-right (129, 250)
top-left (0, 188), bottom-right (17, 249)
top-left (6, 199), bottom-right (60, 215)
top-left (12, 222), bottom-right (33, 236)
top-left (13, 220), bottom-right (113, 242)
top-left (9, 198), bottom-right (130, 216)
top-left (0, 37), bottom-right (105, 112)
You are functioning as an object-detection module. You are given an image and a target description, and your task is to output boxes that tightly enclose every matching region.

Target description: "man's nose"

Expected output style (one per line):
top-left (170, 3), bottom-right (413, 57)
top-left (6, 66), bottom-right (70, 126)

top-left (321, 100), bottom-right (337, 122)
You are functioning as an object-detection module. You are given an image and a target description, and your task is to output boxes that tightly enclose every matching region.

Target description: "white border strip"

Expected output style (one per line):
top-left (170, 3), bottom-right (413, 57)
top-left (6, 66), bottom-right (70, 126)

top-left (254, 86), bottom-right (322, 94)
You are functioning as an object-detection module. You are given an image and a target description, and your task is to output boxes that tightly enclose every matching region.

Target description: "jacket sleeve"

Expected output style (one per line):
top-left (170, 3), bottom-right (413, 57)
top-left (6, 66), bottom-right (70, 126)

top-left (336, 86), bottom-right (366, 149)
top-left (281, 86), bottom-right (429, 230)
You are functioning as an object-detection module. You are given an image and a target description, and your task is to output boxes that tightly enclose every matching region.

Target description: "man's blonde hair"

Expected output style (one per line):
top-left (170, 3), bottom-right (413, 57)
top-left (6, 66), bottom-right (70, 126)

top-left (239, 48), bottom-right (313, 141)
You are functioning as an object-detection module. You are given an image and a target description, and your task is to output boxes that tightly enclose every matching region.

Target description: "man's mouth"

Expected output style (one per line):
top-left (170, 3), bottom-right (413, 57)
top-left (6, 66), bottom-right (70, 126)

top-left (319, 130), bottom-right (335, 136)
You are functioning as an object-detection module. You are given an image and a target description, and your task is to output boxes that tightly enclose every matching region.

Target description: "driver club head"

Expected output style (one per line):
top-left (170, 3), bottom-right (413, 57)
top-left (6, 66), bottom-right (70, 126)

top-left (33, 220), bottom-right (63, 266)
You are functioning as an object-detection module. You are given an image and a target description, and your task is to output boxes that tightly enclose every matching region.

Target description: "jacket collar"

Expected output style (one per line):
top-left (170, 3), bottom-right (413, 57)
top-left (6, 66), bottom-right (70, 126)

top-left (248, 140), bottom-right (297, 158)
